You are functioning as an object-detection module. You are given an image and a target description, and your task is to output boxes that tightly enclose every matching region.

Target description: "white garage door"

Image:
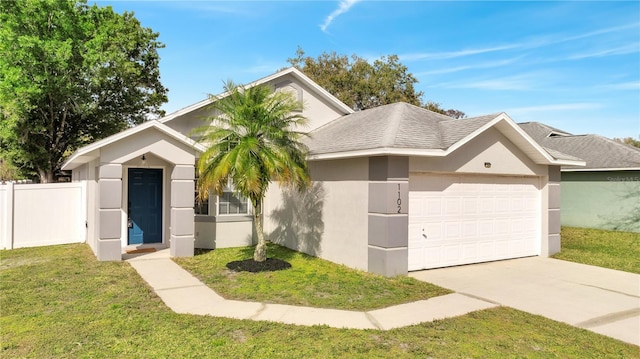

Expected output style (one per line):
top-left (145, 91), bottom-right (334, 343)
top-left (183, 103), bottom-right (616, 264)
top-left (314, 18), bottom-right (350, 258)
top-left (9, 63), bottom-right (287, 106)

top-left (408, 173), bottom-right (541, 271)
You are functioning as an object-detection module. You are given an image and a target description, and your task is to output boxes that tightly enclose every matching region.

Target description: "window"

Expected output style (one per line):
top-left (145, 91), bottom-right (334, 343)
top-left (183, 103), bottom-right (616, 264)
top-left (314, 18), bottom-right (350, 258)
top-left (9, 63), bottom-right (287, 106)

top-left (193, 173), bottom-right (250, 216)
top-left (194, 171), bottom-right (208, 215)
top-left (195, 192), bottom-right (209, 215)
top-left (218, 184), bottom-right (249, 215)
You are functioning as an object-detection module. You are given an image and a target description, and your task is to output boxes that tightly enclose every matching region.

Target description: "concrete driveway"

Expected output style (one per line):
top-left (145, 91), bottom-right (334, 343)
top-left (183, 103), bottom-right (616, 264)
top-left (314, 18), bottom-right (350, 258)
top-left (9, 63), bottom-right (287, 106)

top-left (410, 257), bottom-right (640, 346)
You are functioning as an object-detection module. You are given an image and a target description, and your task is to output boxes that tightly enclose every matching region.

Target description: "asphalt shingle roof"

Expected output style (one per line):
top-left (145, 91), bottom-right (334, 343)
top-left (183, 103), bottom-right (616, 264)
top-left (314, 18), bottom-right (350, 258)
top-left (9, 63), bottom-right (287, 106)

top-left (438, 114), bottom-right (499, 148)
top-left (307, 102), bottom-right (499, 155)
top-left (519, 122), bottom-right (640, 170)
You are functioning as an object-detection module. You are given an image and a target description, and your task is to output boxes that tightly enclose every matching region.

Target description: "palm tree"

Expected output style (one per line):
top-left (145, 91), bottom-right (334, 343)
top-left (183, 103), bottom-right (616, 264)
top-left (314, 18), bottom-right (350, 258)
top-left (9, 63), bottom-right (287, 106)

top-left (195, 81), bottom-right (310, 262)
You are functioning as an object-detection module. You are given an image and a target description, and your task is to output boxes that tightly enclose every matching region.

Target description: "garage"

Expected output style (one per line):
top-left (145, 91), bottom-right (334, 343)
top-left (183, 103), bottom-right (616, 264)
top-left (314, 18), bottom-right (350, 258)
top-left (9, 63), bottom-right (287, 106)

top-left (408, 173), bottom-right (541, 270)
top-left (276, 100), bottom-right (580, 276)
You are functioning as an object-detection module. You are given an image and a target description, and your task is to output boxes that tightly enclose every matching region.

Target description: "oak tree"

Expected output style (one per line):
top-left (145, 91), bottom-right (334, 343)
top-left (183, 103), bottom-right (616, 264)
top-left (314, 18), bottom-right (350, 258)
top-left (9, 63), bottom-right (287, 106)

top-left (287, 47), bottom-right (465, 117)
top-left (0, 0), bottom-right (167, 182)
top-left (614, 137), bottom-right (640, 148)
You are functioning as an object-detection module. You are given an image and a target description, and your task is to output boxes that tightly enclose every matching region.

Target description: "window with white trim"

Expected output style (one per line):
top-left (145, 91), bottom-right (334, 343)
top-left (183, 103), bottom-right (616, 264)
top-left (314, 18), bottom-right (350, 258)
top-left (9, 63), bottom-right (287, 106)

top-left (217, 184), bottom-right (249, 215)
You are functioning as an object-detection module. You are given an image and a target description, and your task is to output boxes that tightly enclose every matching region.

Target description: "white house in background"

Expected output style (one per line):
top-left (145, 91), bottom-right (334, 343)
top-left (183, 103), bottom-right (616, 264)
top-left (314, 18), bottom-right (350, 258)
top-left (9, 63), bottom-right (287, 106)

top-left (62, 67), bottom-right (584, 276)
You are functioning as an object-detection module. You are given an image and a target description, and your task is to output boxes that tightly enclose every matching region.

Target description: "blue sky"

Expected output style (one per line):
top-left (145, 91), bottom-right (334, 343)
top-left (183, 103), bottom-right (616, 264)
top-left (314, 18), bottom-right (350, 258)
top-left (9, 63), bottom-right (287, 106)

top-left (97, 1), bottom-right (640, 139)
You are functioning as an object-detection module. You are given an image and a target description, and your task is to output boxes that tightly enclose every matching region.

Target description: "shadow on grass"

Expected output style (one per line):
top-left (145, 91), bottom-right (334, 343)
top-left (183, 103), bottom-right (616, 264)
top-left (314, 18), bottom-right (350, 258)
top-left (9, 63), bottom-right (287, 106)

top-left (194, 248), bottom-right (213, 256)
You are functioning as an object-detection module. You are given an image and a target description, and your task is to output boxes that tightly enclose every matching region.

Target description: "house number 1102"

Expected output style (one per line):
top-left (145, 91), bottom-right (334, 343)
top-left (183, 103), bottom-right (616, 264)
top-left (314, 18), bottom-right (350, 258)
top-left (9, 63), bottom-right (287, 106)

top-left (397, 184), bottom-right (402, 213)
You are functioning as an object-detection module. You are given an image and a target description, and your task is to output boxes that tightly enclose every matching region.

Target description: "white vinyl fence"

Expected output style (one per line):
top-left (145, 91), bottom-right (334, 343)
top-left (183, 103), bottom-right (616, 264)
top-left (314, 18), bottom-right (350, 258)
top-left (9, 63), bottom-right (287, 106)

top-left (1, 182), bottom-right (86, 249)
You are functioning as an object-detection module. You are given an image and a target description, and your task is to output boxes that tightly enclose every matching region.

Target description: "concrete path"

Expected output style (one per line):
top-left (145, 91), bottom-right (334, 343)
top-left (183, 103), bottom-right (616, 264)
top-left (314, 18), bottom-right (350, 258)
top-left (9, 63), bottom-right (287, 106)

top-left (410, 257), bottom-right (640, 346)
top-left (124, 249), bottom-right (496, 330)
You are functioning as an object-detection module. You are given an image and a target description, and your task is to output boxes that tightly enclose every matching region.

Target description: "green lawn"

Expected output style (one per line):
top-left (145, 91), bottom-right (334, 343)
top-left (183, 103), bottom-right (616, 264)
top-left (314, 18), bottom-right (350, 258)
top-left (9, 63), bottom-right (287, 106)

top-left (174, 244), bottom-right (450, 310)
top-left (2, 244), bottom-right (638, 358)
top-left (553, 227), bottom-right (640, 274)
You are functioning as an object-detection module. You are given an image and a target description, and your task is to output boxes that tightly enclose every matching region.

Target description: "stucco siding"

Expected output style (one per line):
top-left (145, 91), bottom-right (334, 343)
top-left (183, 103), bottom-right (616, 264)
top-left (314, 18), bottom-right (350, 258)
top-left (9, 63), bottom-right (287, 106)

top-left (264, 158), bottom-right (370, 271)
top-left (164, 106), bottom-right (212, 137)
top-left (561, 170), bottom-right (640, 232)
top-left (164, 74), bottom-right (346, 139)
top-left (101, 128), bottom-right (196, 166)
top-left (70, 161), bottom-right (99, 254)
top-left (541, 166), bottom-right (560, 256)
top-left (219, 221), bottom-right (254, 248)
top-left (410, 127), bottom-right (547, 176)
top-left (194, 219), bottom-right (255, 249)
top-left (273, 75), bottom-right (346, 132)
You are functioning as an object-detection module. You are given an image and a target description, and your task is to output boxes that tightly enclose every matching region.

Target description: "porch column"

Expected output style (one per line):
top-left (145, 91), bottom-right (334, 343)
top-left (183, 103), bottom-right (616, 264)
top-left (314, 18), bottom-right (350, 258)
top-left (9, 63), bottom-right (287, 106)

top-left (367, 156), bottom-right (409, 276)
top-left (170, 165), bottom-right (195, 257)
top-left (97, 164), bottom-right (123, 261)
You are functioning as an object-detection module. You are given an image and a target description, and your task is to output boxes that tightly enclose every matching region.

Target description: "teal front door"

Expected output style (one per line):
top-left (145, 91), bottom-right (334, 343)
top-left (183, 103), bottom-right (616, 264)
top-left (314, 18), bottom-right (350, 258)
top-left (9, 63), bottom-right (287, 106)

top-left (128, 168), bottom-right (163, 245)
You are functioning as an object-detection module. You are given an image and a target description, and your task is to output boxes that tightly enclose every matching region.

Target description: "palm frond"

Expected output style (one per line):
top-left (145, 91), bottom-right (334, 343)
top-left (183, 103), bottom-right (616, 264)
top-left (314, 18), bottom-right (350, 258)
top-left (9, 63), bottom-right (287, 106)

top-left (195, 80), bottom-right (311, 205)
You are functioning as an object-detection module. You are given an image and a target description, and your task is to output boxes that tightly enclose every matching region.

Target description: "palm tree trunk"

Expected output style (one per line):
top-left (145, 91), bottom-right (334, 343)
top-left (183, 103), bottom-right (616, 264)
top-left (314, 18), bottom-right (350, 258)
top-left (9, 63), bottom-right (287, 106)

top-left (253, 201), bottom-right (267, 262)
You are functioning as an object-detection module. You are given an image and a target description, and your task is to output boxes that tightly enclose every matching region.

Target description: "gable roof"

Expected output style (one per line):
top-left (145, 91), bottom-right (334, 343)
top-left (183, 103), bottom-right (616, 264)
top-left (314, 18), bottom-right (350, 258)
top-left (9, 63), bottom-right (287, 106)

top-left (62, 67), bottom-right (352, 171)
top-left (159, 67), bottom-right (353, 124)
top-left (61, 120), bottom-right (207, 170)
top-left (519, 122), bottom-right (640, 171)
top-left (306, 102), bottom-right (583, 166)
top-left (306, 102), bottom-right (450, 154)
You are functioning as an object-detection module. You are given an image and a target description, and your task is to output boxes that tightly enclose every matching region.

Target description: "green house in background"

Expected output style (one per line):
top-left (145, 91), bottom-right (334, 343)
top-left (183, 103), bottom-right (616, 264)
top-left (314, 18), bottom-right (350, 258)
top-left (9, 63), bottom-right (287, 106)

top-left (521, 122), bottom-right (640, 233)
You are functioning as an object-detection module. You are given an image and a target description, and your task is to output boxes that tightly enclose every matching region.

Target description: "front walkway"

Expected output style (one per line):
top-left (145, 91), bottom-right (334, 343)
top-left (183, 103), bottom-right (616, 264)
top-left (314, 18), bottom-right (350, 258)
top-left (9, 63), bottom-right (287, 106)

top-left (125, 249), bottom-right (496, 330)
top-left (127, 250), bottom-right (640, 345)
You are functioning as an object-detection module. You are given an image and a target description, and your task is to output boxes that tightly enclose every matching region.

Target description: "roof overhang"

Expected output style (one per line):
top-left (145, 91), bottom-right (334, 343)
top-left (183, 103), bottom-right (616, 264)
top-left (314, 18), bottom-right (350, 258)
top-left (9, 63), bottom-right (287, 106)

top-left (61, 120), bottom-right (206, 170)
top-left (309, 113), bottom-right (586, 167)
top-left (308, 147), bottom-right (447, 161)
top-left (451, 113), bottom-right (585, 167)
top-left (562, 167), bottom-right (640, 172)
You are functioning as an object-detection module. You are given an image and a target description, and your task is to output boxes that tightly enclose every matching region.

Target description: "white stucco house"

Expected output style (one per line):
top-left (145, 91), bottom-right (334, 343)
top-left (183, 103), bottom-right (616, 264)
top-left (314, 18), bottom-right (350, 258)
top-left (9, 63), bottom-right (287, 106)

top-left (62, 67), bottom-right (584, 276)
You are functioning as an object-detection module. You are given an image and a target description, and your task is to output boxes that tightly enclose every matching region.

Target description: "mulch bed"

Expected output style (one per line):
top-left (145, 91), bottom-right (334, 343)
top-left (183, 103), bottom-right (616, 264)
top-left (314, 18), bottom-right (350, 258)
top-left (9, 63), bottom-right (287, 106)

top-left (226, 258), bottom-right (292, 273)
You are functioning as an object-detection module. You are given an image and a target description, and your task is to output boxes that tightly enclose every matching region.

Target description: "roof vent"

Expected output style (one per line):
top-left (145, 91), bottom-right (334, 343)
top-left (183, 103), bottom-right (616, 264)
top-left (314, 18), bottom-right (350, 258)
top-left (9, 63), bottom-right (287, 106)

top-left (548, 131), bottom-right (569, 138)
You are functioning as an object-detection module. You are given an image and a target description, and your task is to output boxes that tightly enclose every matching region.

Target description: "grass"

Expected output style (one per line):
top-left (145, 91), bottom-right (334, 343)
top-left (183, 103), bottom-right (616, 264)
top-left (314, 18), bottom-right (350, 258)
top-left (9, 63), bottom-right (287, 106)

top-left (552, 227), bottom-right (640, 274)
top-left (173, 243), bottom-right (450, 311)
top-left (2, 244), bottom-right (638, 358)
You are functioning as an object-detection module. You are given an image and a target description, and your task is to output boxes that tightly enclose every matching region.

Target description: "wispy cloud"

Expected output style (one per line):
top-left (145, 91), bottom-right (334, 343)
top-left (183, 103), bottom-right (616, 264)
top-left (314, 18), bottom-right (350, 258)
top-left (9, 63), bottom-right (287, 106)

top-left (415, 57), bottom-right (523, 77)
top-left (512, 22), bottom-right (640, 52)
top-left (567, 43), bottom-right (640, 60)
top-left (399, 45), bottom-right (521, 62)
top-left (557, 22), bottom-right (640, 44)
top-left (457, 78), bottom-right (532, 91)
top-left (598, 81), bottom-right (640, 91)
top-left (437, 73), bottom-right (543, 91)
top-left (157, 1), bottom-right (262, 17)
top-left (320, 0), bottom-right (361, 33)
top-left (505, 103), bottom-right (603, 114)
top-left (402, 22), bottom-right (640, 63)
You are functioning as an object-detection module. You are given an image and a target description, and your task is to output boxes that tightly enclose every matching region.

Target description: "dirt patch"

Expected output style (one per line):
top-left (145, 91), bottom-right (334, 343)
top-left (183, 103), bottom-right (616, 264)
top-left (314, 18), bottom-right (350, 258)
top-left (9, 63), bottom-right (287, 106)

top-left (0, 257), bottom-right (50, 270)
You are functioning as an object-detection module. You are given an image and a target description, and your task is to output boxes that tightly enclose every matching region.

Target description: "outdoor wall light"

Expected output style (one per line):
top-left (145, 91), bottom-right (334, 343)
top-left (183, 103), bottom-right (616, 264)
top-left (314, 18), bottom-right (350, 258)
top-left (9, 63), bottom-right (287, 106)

top-left (141, 154), bottom-right (147, 167)
top-left (484, 162), bottom-right (491, 168)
